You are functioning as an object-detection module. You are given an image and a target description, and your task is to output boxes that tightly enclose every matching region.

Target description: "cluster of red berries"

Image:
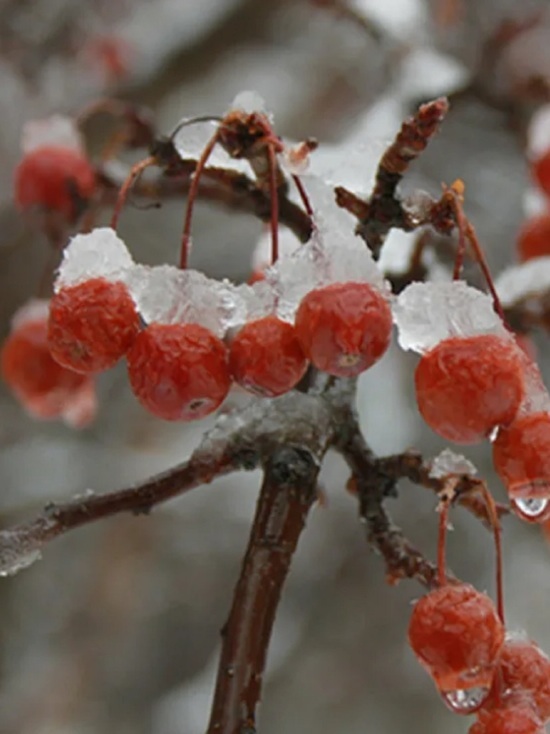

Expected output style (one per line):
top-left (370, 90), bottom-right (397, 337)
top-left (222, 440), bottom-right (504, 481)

top-left (35, 228), bottom-right (393, 421)
top-left (409, 582), bottom-right (550, 733)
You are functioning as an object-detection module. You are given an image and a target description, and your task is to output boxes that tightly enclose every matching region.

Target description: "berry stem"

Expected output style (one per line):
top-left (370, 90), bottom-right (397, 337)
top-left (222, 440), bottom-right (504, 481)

top-left (292, 173), bottom-right (314, 218)
top-left (437, 496), bottom-right (450, 587)
top-left (180, 131), bottom-right (219, 269)
top-left (110, 155), bottom-right (155, 231)
top-left (268, 143), bottom-right (279, 264)
top-left (478, 482), bottom-right (505, 625)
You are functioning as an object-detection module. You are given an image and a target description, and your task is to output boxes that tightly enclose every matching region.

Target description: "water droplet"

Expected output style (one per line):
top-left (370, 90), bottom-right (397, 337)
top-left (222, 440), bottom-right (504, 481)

top-left (512, 496), bottom-right (550, 522)
top-left (441, 686), bottom-right (490, 714)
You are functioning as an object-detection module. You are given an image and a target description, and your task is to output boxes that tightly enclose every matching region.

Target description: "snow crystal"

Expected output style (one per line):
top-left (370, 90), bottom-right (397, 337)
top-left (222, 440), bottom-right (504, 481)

top-left (0, 526), bottom-right (49, 577)
top-left (233, 280), bottom-right (276, 323)
top-left (11, 299), bottom-right (50, 330)
top-left (21, 115), bottom-right (83, 154)
top-left (229, 90), bottom-right (269, 117)
top-left (127, 265), bottom-right (250, 337)
top-left (429, 449), bottom-right (477, 479)
top-left (55, 228), bottom-right (135, 291)
top-left (495, 258), bottom-right (550, 307)
top-left (393, 281), bottom-right (508, 353)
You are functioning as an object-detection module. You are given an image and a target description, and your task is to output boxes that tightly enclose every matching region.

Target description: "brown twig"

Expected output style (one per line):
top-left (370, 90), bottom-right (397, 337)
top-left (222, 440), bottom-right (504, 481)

top-left (206, 446), bottom-right (321, 734)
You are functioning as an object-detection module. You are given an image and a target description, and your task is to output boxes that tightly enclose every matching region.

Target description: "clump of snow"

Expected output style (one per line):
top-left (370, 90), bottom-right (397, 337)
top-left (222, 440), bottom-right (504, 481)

top-left (21, 115), bottom-right (84, 154)
top-left (55, 228), bottom-right (135, 292)
top-left (251, 227), bottom-right (300, 272)
top-left (429, 448), bottom-right (477, 479)
top-left (526, 103), bottom-right (550, 160)
top-left (393, 281), bottom-right (509, 353)
top-left (229, 90), bottom-right (270, 117)
top-left (495, 258), bottom-right (550, 307)
top-left (378, 229), bottom-right (418, 275)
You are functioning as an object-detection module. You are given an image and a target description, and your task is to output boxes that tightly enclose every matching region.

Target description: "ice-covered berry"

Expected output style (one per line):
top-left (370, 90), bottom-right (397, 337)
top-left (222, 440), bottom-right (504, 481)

top-left (517, 214), bottom-right (550, 262)
top-left (294, 281), bottom-right (392, 377)
top-left (229, 315), bottom-right (308, 397)
top-left (408, 583), bottom-right (505, 714)
top-left (1, 306), bottom-right (96, 426)
top-left (14, 146), bottom-right (96, 221)
top-left (127, 322), bottom-right (231, 421)
top-left (473, 704), bottom-right (546, 734)
top-left (48, 277), bottom-right (140, 373)
top-left (415, 334), bottom-right (524, 444)
top-left (485, 638), bottom-right (550, 721)
top-left (492, 412), bottom-right (550, 523)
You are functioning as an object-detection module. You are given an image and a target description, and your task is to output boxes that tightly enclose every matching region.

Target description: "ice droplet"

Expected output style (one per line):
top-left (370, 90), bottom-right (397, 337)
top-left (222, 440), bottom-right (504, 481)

top-left (393, 281), bottom-right (508, 353)
top-left (0, 528), bottom-right (46, 577)
top-left (441, 686), bottom-right (490, 714)
top-left (511, 496), bottom-right (550, 522)
top-left (429, 449), bottom-right (477, 479)
top-left (55, 227), bottom-right (135, 291)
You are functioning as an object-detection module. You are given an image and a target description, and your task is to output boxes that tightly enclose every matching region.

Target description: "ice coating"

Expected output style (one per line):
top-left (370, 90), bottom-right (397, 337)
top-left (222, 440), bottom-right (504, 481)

top-left (21, 115), bottom-right (83, 154)
top-left (429, 449), bottom-right (477, 479)
top-left (126, 265), bottom-right (260, 337)
top-left (393, 281), bottom-right (509, 353)
top-left (0, 526), bottom-right (49, 577)
top-left (495, 258), bottom-right (550, 307)
top-left (268, 176), bottom-right (387, 320)
top-left (516, 353), bottom-right (550, 416)
top-left (55, 228), bottom-right (135, 291)
top-left (11, 299), bottom-right (50, 331)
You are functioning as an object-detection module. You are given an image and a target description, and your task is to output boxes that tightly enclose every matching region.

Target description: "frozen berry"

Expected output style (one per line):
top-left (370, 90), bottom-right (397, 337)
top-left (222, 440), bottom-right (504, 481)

top-left (127, 322), bottom-right (231, 421)
top-left (229, 315), bottom-right (308, 397)
top-left (474, 704), bottom-right (545, 734)
top-left (415, 335), bottom-right (524, 445)
top-left (532, 149), bottom-right (550, 199)
top-left (294, 281), bottom-right (392, 377)
top-left (14, 146), bottom-right (96, 221)
top-left (48, 277), bottom-right (140, 373)
top-left (517, 214), bottom-right (550, 262)
top-left (1, 310), bottom-right (96, 426)
top-left (485, 638), bottom-right (550, 721)
top-left (408, 583), bottom-right (505, 714)
top-left (493, 412), bottom-right (550, 522)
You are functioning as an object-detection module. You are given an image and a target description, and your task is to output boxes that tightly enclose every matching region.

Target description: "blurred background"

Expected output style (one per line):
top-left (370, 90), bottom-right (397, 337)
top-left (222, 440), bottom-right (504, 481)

top-left (1, 0), bottom-right (550, 732)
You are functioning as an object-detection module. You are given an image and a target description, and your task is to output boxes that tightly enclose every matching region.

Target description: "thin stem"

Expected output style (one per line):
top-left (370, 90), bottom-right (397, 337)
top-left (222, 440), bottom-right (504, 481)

top-left (110, 156), bottom-right (155, 230)
top-left (268, 144), bottom-right (279, 264)
top-left (291, 174), bottom-right (314, 218)
top-left (451, 187), bottom-right (467, 280)
top-left (477, 483), bottom-right (505, 624)
top-left (437, 499), bottom-right (450, 587)
top-left (180, 131), bottom-right (219, 269)
top-left (206, 449), bottom-right (319, 734)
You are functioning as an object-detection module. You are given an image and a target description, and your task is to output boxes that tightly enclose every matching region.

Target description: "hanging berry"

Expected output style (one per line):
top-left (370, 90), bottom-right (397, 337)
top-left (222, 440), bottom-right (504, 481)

top-left (492, 412), bottom-right (550, 523)
top-left (532, 148), bottom-right (550, 200)
top-left (408, 582), bottom-right (505, 714)
top-left (294, 281), bottom-right (392, 377)
top-left (126, 323), bottom-right (231, 421)
top-left (471, 702), bottom-right (546, 734)
top-left (517, 214), bottom-right (550, 262)
top-left (414, 334), bottom-right (524, 444)
top-left (1, 301), bottom-right (97, 427)
top-left (229, 315), bottom-right (308, 397)
top-left (48, 277), bottom-right (140, 373)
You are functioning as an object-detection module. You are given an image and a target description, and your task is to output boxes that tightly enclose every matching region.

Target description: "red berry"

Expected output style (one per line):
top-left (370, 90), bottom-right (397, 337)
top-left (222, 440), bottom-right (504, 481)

top-left (474, 704), bottom-right (545, 734)
top-left (485, 638), bottom-right (550, 721)
top-left (229, 316), bottom-right (308, 397)
top-left (415, 335), bottom-right (524, 445)
top-left (1, 314), bottom-right (96, 425)
top-left (493, 412), bottom-right (550, 523)
top-left (408, 583), bottom-right (504, 713)
top-left (14, 146), bottom-right (96, 221)
top-left (294, 281), bottom-right (392, 377)
top-left (127, 322), bottom-right (231, 421)
top-left (532, 149), bottom-right (550, 199)
top-left (48, 277), bottom-right (140, 373)
top-left (517, 214), bottom-right (550, 262)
